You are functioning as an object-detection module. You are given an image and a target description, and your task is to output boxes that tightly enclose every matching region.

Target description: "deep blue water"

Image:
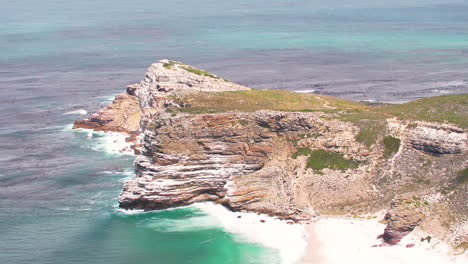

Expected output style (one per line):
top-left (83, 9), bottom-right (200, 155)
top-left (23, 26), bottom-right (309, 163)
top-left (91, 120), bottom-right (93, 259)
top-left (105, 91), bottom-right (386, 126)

top-left (1, 1), bottom-right (468, 263)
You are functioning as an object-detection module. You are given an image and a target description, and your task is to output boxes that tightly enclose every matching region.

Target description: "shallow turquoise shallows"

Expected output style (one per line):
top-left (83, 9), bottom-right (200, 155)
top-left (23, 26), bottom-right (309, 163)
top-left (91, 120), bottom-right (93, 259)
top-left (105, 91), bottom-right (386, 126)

top-left (1, 1), bottom-right (468, 264)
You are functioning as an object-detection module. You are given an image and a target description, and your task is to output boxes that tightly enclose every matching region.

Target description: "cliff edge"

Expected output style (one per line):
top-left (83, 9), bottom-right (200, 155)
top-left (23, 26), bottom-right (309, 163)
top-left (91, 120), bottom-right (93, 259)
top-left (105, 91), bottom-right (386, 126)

top-left (75, 59), bottom-right (467, 250)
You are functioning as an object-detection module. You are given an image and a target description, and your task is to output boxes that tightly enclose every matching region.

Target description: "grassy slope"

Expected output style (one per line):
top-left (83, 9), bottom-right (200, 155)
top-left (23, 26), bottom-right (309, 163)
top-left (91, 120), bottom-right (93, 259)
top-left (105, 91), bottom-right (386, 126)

top-left (176, 90), bottom-right (468, 128)
top-left (379, 94), bottom-right (468, 128)
top-left (178, 90), bottom-right (364, 113)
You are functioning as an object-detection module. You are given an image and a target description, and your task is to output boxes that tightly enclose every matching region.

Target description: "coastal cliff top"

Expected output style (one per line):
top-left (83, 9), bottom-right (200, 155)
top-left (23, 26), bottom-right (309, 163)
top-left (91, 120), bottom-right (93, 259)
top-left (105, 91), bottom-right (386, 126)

top-left (174, 89), bottom-right (468, 128)
top-left (131, 59), bottom-right (466, 128)
top-left (127, 59), bottom-right (251, 97)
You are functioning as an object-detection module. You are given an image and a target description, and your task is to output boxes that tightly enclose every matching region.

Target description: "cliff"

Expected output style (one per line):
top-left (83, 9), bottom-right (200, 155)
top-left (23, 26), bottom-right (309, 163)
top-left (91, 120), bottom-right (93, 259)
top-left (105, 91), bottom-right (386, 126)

top-left (75, 59), bottom-right (467, 250)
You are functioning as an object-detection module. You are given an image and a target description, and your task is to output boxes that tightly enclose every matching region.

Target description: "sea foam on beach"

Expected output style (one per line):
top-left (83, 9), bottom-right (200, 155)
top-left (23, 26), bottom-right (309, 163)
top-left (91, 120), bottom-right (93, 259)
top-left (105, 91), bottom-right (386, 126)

top-left (115, 202), bottom-right (308, 264)
top-left (195, 203), bottom-right (308, 264)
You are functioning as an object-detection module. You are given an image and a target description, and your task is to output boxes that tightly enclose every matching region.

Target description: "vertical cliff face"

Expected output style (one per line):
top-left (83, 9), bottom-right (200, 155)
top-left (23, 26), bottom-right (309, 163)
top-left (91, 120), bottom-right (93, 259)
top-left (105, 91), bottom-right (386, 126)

top-left (120, 110), bottom-right (370, 220)
top-left (119, 102), bottom-right (467, 228)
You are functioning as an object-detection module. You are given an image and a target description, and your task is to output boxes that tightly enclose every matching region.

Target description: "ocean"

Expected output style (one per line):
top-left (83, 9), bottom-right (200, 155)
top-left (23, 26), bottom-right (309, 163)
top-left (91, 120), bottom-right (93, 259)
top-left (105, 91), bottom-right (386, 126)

top-left (1, 1), bottom-right (467, 263)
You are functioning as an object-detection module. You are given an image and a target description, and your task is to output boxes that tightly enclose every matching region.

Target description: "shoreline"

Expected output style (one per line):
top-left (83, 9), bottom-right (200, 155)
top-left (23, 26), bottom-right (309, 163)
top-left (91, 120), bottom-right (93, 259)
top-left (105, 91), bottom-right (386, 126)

top-left (71, 103), bottom-right (466, 264)
top-left (71, 125), bottom-right (137, 156)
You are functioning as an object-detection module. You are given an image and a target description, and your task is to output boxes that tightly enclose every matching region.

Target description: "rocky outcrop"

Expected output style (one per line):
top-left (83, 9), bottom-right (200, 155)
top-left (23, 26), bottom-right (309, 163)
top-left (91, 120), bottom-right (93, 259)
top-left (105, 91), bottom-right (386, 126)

top-left (387, 119), bottom-right (467, 155)
top-left (382, 196), bottom-right (426, 245)
top-left (77, 59), bottom-right (467, 246)
top-left (130, 59), bottom-right (250, 98)
top-left (74, 92), bottom-right (141, 133)
top-left (74, 59), bottom-right (250, 150)
top-left (119, 111), bottom-right (332, 220)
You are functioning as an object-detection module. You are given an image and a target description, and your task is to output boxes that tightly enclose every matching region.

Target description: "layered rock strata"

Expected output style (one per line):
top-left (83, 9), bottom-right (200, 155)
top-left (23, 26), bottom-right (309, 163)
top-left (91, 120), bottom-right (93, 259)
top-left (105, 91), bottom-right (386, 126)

top-left (78, 59), bottom-right (467, 246)
top-left (74, 92), bottom-right (141, 133)
top-left (119, 110), bottom-right (363, 220)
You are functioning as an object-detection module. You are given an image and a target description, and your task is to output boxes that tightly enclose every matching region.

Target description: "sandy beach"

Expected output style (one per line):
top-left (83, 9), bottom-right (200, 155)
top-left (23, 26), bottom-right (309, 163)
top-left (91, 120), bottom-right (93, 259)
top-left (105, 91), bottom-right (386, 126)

top-left (300, 216), bottom-right (467, 264)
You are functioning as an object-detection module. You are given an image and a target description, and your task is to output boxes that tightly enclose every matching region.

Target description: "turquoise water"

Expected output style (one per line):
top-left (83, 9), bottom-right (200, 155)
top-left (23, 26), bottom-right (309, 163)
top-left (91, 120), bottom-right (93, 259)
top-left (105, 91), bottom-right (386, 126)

top-left (1, 1), bottom-right (468, 263)
top-left (0, 125), bottom-right (276, 264)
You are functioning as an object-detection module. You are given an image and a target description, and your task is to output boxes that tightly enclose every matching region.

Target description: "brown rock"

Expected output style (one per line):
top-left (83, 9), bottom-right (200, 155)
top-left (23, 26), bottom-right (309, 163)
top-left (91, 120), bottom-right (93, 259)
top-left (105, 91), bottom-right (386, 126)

top-left (74, 92), bottom-right (141, 133)
top-left (382, 197), bottom-right (426, 245)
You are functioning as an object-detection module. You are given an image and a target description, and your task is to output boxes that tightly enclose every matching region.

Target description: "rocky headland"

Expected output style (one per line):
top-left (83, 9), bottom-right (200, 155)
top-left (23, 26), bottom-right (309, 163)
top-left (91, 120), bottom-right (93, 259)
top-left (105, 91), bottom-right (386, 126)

top-left (75, 59), bottom-right (467, 251)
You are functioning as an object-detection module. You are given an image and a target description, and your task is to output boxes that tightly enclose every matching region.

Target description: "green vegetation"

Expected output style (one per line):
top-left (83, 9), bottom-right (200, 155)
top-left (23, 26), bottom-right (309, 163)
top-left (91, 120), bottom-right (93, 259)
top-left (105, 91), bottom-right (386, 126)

top-left (147, 122), bottom-right (156, 129)
top-left (163, 62), bottom-right (174, 69)
top-left (181, 66), bottom-right (218, 79)
top-left (336, 109), bottom-right (389, 124)
top-left (403, 196), bottom-right (429, 208)
top-left (416, 177), bottom-right (431, 185)
top-left (456, 168), bottom-right (468, 184)
top-left (380, 94), bottom-right (468, 128)
top-left (422, 160), bottom-right (432, 167)
top-left (174, 87), bottom-right (467, 128)
top-left (178, 90), bottom-right (364, 114)
top-left (292, 148), bottom-right (361, 171)
top-left (383, 136), bottom-right (401, 158)
top-left (238, 119), bottom-right (248, 126)
top-left (407, 122), bottom-right (418, 129)
top-left (455, 242), bottom-right (468, 252)
top-left (162, 60), bottom-right (181, 69)
top-left (286, 133), bottom-right (321, 146)
top-left (355, 121), bottom-right (386, 147)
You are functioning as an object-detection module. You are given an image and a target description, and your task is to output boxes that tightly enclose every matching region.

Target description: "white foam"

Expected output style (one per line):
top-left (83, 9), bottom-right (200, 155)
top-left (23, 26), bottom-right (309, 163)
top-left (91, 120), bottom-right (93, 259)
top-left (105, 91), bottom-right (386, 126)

top-left (63, 109), bottom-right (88, 115)
top-left (99, 169), bottom-right (135, 182)
top-left (72, 127), bottom-right (135, 156)
top-left (194, 203), bottom-right (308, 264)
top-left (434, 80), bottom-right (468, 88)
top-left (121, 203), bottom-right (307, 263)
top-left (98, 94), bottom-right (120, 102)
top-left (61, 124), bottom-right (75, 131)
top-left (431, 89), bottom-right (452, 94)
top-left (142, 212), bottom-right (222, 232)
top-left (114, 203), bottom-right (195, 215)
top-left (294, 89), bottom-right (316, 93)
top-left (115, 208), bottom-right (145, 215)
top-left (94, 131), bottom-right (135, 155)
top-left (302, 216), bottom-right (467, 264)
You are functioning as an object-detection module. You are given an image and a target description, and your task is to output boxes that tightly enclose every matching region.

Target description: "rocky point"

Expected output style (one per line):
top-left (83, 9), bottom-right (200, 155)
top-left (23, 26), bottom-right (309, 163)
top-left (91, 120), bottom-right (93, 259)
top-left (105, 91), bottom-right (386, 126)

top-left (75, 59), bottom-right (468, 248)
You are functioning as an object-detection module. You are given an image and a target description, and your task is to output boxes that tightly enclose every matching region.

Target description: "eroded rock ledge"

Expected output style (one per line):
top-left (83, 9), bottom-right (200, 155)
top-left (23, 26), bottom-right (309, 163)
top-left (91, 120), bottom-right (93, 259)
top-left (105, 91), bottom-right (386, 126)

top-left (76, 59), bottom-right (467, 247)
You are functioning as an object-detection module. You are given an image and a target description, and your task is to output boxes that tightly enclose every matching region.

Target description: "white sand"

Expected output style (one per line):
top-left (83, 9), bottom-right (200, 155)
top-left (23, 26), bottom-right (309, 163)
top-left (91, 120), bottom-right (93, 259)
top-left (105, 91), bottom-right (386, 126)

top-left (116, 203), bottom-right (308, 264)
top-left (299, 216), bottom-right (467, 264)
top-left (70, 121), bottom-right (466, 264)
